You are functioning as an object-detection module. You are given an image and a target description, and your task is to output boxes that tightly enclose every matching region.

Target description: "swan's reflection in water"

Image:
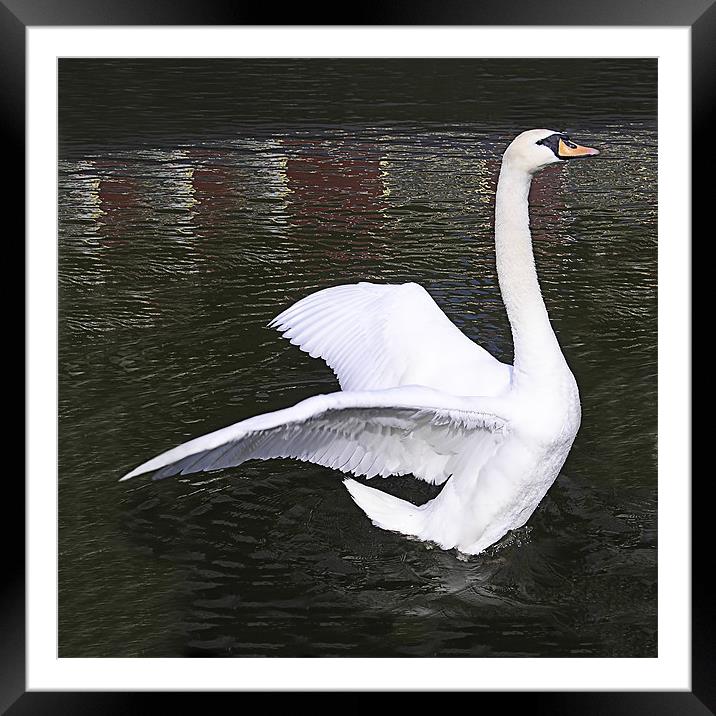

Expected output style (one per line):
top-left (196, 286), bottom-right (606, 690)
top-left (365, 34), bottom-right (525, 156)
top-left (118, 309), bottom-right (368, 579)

top-left (118, 455), bottom-right (651, 657)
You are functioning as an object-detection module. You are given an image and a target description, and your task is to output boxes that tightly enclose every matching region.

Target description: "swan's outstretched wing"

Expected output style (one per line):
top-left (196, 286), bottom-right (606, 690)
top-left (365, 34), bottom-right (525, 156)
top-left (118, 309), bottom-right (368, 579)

top-left (270, 282), bottom-right (511, 397)
top-left (120, 386), bottom-right (509, 486)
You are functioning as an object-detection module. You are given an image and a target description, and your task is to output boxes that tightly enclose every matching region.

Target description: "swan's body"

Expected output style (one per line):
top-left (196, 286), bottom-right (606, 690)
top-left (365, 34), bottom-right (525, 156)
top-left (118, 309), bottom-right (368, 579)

top-left (121, 129), bottom-right (599, 555)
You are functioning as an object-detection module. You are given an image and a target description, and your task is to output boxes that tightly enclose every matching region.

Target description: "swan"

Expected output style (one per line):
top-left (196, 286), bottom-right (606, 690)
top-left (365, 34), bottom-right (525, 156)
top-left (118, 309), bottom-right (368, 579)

top-left (121, 129), bottom-right (600, 556)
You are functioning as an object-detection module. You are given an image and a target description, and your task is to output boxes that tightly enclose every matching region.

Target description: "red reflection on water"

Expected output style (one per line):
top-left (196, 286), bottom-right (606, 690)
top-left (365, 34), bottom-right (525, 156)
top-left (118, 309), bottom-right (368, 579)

top-left (529, 163), bottom-right (567, 239)
top-left (98, 177), bottom-right (140, 212)
top-left (283, 139), bottom-right (386, 246)
top-left (486, 161), bottom-right (567, 240)
top-left (93, 158), bottom-right (142, 217)
top-left (92, 161), bottom-right (145, 246)
top-left (186, 148), bottom-right (237, 216)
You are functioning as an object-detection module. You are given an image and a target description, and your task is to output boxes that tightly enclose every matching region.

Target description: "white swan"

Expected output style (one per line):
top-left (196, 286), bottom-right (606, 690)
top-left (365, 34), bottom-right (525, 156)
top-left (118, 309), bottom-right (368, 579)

top-left (121, 129), bottom-right (599, 556)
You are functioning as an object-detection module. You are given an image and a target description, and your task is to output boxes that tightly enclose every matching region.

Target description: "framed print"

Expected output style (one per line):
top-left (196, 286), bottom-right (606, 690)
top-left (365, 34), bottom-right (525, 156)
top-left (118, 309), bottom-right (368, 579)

top-left (11, 0), bottom-right (705, 711)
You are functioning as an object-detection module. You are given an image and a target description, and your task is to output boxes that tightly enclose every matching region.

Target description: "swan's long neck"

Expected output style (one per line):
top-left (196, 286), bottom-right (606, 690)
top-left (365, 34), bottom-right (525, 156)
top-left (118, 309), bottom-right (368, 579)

top-left (494, 162), bottom-right (564, 380)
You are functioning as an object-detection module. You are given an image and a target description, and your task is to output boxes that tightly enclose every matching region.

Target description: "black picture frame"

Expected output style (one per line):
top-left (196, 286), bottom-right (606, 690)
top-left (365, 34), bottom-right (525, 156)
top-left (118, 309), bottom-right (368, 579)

top-left (9, 0), bottom-right (703, 711)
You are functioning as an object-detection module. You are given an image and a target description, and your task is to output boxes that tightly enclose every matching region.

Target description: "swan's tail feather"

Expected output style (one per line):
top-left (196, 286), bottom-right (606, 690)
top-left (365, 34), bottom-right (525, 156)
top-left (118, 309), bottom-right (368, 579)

top-left (343, 478), bottom-right (427, 539)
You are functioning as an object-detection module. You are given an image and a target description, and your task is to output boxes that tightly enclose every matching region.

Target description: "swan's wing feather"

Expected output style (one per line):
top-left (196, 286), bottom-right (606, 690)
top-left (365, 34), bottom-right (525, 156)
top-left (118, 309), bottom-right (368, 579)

top-left (270, 282), bottom-right (511, 396)
top-left (120, 386), bottom-right (509, 486)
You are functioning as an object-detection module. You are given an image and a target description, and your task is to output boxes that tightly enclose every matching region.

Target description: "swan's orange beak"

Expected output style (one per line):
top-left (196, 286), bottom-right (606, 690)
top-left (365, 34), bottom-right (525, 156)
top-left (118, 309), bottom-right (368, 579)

top-left (558, 138), bottom-right (600, 159)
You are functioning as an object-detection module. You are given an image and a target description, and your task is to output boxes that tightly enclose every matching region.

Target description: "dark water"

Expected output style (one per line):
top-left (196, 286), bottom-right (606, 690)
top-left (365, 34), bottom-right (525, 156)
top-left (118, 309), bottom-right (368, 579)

top-left (58, 59), bottom-right (657, 658)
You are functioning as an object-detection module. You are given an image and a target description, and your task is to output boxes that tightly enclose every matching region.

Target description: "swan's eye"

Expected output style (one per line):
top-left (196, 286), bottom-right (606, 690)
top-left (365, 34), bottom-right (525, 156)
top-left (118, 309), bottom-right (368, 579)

top-left (535, 133), bottom-right (562, 155)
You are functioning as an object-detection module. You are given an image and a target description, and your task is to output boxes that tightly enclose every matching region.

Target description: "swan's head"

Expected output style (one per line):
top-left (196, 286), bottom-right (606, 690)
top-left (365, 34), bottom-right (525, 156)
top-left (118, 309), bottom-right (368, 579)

top-left (502, 129), bottom-right (599, 174)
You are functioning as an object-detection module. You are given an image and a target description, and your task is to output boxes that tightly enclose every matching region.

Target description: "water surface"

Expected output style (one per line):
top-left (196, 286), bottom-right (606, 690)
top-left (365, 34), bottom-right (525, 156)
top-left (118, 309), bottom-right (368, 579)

top-left (58, 59), bottom-right (657, 658)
